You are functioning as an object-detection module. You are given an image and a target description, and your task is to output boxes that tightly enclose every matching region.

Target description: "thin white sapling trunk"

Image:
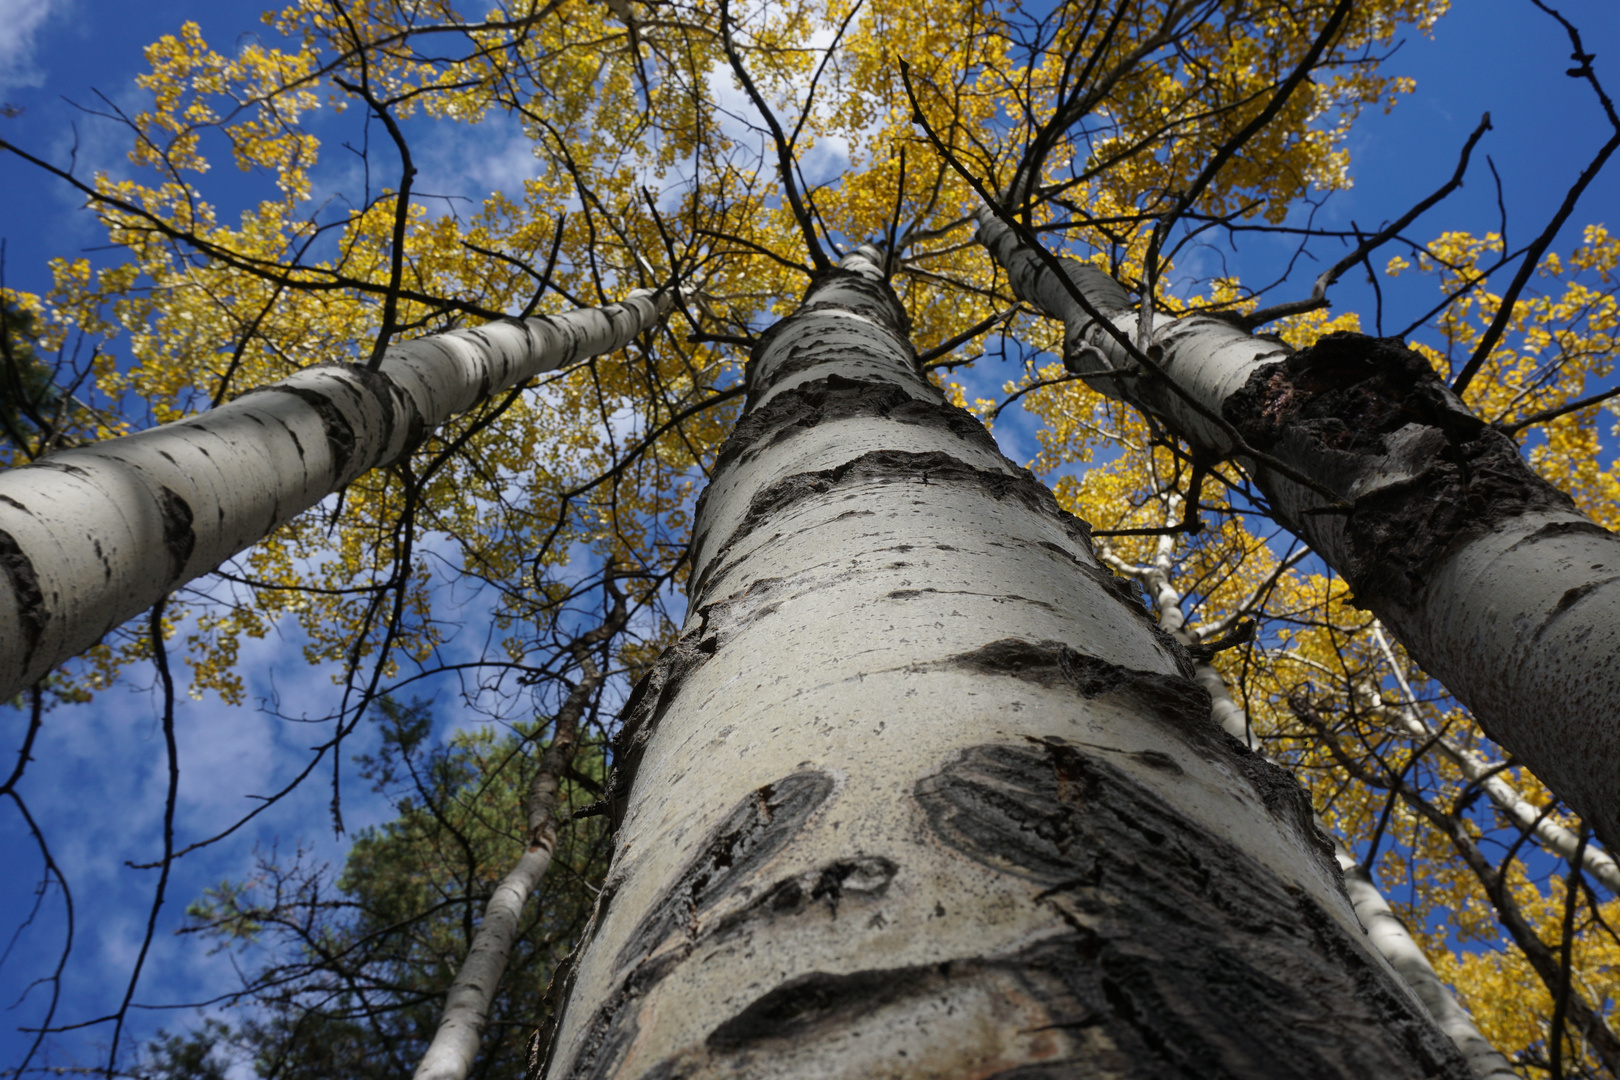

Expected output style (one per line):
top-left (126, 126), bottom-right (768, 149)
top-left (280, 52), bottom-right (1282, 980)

top-left (415, 608), bottom-right (621, 1080)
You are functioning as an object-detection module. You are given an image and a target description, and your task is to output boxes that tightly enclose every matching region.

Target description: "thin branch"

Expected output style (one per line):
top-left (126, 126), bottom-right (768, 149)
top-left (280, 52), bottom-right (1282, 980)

top-left (1499, 383), bottom-right (1620, 435)
top-left (1548, 824), bottom-right (1590, 1080)
top-left (1246, 113), bottom-right (1493, 329)
top-left (331, 71), bottom-right (419, 369)
top-left (918, 305), bottom-right (1021, 367)
top-left (1452, 3), bottom-right (1620, 396)
top-left (718, 0), bottom-right (828, 273)
top-left (106, 599), bottom-right (181, 1078)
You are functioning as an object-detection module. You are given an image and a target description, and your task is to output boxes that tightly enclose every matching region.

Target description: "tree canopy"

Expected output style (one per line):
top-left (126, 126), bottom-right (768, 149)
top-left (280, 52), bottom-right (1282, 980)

top-left (2, 0), bottom-right (1619, 1075)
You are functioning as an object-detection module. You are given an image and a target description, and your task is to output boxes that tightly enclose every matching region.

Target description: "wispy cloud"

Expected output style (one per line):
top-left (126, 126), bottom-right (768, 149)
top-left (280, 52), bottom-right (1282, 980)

top-left (0, 0), bottom-right (56, 94)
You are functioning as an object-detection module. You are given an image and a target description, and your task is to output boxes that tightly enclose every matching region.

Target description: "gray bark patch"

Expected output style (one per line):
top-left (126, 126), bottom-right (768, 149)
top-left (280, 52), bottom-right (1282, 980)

top-left (0, 527), bottom-right (47, 667)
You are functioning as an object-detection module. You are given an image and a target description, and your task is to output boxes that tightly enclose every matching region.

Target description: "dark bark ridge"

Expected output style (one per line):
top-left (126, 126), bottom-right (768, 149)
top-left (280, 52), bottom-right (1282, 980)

top-left (157, 485), bottom-right (196, 581)
top-left (547, 740), bottom-right (1470, 1080)
top-left (0, 524), bottom-right (46, 665)
top-left (904, 739), bottom-right (1469, 1080)
top-left (931, 639), bottom-right (1335, 878)
top-left (740, 268), bottom-right (916, 411)
top-left (533, 770), bottom-right (845, 1080)
top-left (687, 374), bottom-right (1002, 587)
top-left (690, 448), bottom-right (1100, 606)
top-left (1222, 330), bottom-right (1593, 599)
top-left (708, 374), bottom-right (997, 481)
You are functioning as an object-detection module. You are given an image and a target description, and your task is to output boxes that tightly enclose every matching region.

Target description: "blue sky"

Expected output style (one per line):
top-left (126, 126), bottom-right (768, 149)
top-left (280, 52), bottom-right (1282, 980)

top-left (1, 0), bottom-right (1619, 1073)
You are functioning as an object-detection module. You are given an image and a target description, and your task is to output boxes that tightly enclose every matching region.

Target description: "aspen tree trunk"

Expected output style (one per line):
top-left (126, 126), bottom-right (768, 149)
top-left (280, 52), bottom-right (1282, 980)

top-left (0, 292), bottom-right (670, 701)
top-left (978, 210), bottom-right (1620, 855)
top-left (529, 252), bottom-right (1472, 1079)
top-left (416, 602), bottom-right (626, 1080)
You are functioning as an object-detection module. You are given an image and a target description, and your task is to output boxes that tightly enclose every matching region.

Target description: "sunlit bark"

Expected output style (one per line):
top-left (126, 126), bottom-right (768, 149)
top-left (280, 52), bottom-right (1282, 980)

top-left (530, 253), bottom-right (1470, 1079)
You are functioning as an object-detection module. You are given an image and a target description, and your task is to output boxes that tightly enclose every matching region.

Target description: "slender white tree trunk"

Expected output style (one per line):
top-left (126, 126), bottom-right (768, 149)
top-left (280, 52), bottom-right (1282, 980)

top-left (416, 603), bottom-right (624, 1080)
top-left (1108, 519), bottom-right (1515, 1079)
top-left (1364, 623), bottom-right (1620, 896)
top-left (528, 253), bottom-right (1471, 1079)
top-left (977, 210), bottom-right (1620, 855)
top-left (1332, 842), bottom-right (1520, 1080)
top-left (0, 292), bottom-right (670, 700)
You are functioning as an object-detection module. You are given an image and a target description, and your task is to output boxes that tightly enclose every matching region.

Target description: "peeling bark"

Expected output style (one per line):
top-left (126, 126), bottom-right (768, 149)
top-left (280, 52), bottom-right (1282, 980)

top-left (0, 291), bottom-right (670, 698)
top-left (978, 209), bottom-right (1620, 854)
top-left (532, 253), bottom-right (1471, 1079)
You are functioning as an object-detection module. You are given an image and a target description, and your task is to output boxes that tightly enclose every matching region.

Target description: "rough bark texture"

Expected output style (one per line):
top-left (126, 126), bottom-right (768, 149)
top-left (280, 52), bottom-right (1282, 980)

top-left (0, 291), bottom-right (668, 699)
top-left (978, 208), bottom-right (1620, 854)
top-left (530, 254), bottom-right (1472, 1080)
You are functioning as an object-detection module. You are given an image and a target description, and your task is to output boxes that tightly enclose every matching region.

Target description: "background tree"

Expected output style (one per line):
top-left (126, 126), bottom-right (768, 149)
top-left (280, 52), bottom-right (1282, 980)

top-left (132, 696), bottom-right (611, 1080)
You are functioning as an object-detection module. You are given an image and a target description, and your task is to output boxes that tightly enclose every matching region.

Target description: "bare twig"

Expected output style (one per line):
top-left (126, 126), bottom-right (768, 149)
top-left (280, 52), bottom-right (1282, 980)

top-left (106, 598), bottom-right (182, 1078)
top-left (1246, 113), bottom-right (1493, 329)
top-left (1452, 3), bottom-right (1620, 397)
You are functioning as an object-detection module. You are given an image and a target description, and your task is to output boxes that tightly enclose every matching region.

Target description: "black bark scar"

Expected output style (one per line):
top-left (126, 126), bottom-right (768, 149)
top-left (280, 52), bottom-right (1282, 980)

top-left (158, 486), bottom-right (195, 582)
top-left (540, 770), bottom-right (837, 1080)
top-left (0, 527), bottom-right (47, 667)
top-left (1223, 331), bottom-right (1594, 596)
top-left (596, 741), bottom-right (1468, 1080)
top-left (275, 385), bottom-right (359, 478)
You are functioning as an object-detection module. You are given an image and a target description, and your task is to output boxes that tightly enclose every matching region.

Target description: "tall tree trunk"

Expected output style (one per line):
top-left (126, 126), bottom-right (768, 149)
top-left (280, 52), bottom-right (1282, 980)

top-left (0, 292), bottom-right (670, 700)
top-left (415, 599), bottom-right (626, 1080)
top-left (977, 210), bottom-right (1620, 855)
top-left (529, 252), bottom-right (1471, 1079)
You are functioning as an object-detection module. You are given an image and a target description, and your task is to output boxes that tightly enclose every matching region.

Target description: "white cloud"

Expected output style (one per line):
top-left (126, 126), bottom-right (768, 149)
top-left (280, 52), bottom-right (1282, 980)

top-left (0, 0), bottom-right (55, 93)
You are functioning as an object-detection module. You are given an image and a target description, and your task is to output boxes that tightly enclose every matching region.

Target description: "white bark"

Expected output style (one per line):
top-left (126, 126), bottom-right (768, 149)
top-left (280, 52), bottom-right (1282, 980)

top-left (977, 208), bottom-right (1620, 855)
top-left (0, 291), bottom-right (670, 700)
top-left (418, 844), bottom-right (558, 1080)
top-left (530, 254), bottom-right (1472, 1079)
top-left (1333, 843), bottom-right (1521, 1080)
top-left (415, 639), bottom-right (609, 1080)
